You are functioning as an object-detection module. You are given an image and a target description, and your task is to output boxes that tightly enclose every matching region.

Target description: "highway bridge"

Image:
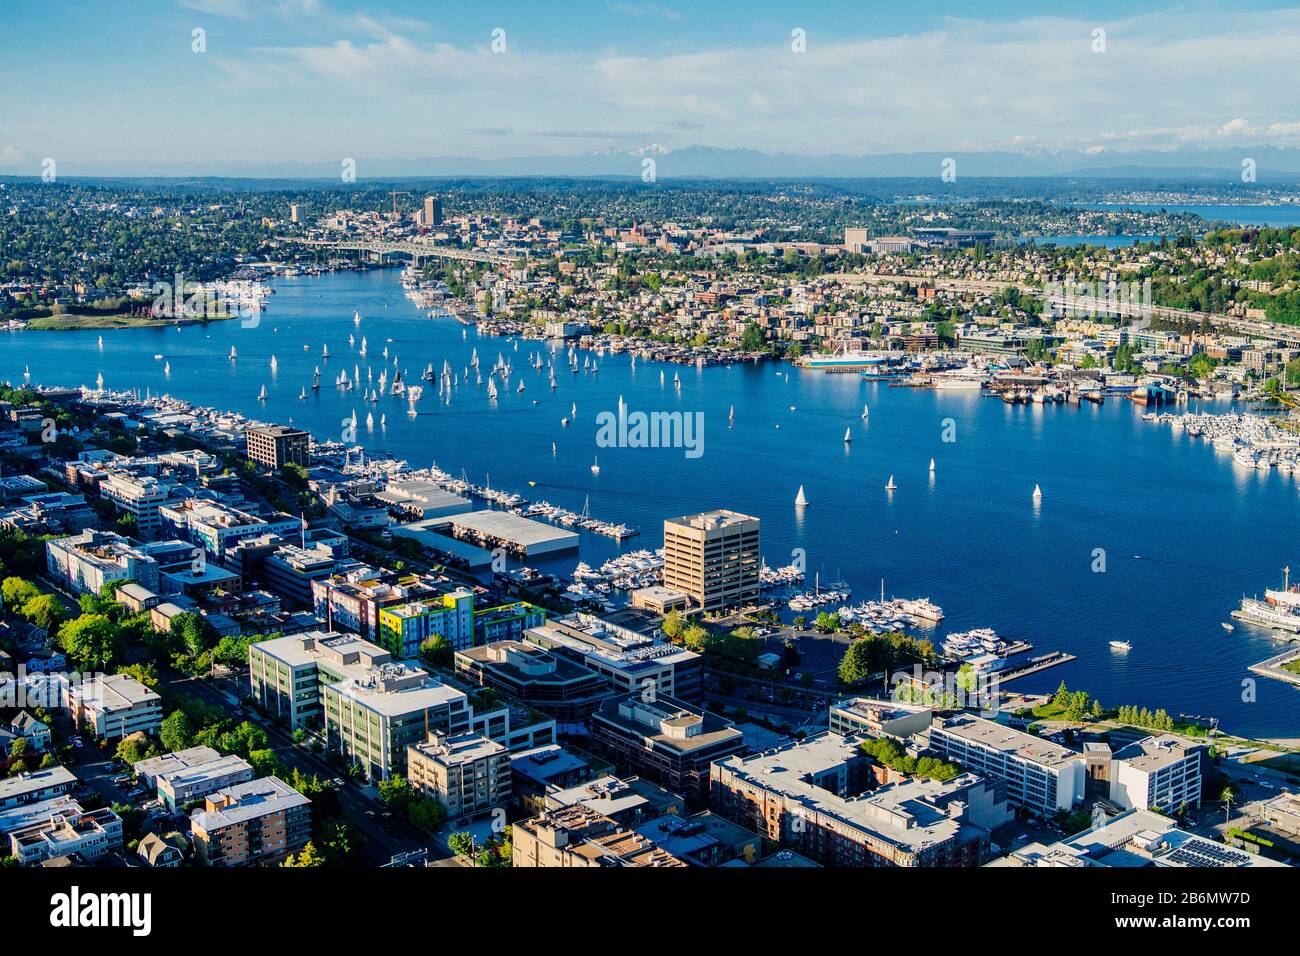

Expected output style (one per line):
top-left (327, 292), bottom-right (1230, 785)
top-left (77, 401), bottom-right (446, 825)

top-left (276, 236), bottom-right (522, 268)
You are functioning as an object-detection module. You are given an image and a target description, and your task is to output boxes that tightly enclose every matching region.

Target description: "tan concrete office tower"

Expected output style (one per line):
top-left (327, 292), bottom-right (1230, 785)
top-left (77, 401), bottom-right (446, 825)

top-left (662, 510), bottom-right (760, 611)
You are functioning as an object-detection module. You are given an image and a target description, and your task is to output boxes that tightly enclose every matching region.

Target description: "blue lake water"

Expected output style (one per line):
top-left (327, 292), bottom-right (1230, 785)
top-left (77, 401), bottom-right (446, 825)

top-left (1076, 203), bottom-right (1300, 228)
top-left (5, 268), bottom-right (1300, 738)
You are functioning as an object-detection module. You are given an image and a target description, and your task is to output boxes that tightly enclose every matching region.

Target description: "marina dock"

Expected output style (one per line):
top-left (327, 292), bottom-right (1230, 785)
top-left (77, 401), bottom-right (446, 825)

top-left (993, 651), bottom-right (1077, 683)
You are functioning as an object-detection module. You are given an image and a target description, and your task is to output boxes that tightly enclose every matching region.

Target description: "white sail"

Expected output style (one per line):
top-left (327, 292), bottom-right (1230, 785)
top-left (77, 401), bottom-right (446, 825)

top-left (795, 485), bottom-right (808, 506)
top-left (844, 428), bottom-right (852, 443)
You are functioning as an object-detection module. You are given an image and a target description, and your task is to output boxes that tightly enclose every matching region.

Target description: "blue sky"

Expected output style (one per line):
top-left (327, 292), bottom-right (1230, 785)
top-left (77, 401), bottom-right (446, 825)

top-left (2, 0), bottom-right (1299, 173)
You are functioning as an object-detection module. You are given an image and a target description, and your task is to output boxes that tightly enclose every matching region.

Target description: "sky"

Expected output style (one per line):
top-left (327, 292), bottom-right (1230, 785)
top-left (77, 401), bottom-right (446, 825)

top-left (2, 0), bottom-right (1299, 174)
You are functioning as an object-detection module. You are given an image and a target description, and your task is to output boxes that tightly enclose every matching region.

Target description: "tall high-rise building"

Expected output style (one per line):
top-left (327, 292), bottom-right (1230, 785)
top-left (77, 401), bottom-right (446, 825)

top-left (662, 510), bottom-right (760, 611)
top-left (289, 203), bottom-right (300, 223)
top-left (423, 195), bottom-right (443, 227)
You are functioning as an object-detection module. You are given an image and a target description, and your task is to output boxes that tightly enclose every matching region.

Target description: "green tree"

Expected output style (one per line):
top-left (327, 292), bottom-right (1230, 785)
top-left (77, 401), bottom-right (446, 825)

top-left (661, 609), bottom-right (684, 640)
top-left (282, 842), bottom-right (325, 867)
top-left (448, 831), bottom-right (476, 858)
top-left (159, 710), bottom-right (194, 753)
top-left (22, 593), bottom-right (66, 634)
top-left (418, 634), bottom-right (453, 669)
top-left (58, 613), bottom-right (120, 669)
top-left (1, 576), bottom-right (40, 611)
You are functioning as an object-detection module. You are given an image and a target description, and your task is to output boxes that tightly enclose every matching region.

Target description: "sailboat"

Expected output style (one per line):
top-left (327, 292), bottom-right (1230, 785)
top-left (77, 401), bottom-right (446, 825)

top-left (322, 344), bottom-right (329, 359)
top-left (229, 346), bottom-right (237, 361)
top-left (97, 335), bottom-right (103, 349)
top-left (929, 458), bottom-right (936, 473)
top-left (728, 405), bottom-right (735, 425)
top-left (1032, 484), bottom-right (1042, 501)
top-left (258, 385), bottom-right (268, 401)
top-left (353, 311), bottom-right (362, 325)
top-left (164, 361), bottom-right (171, 375)
top-left (270, 355), bottom-right (278, 371)
top-left (885, 475), bottom-right (897, 491)
top-left (365, 412), bottom-right (374, 430)
top-left (551, 442), bottom-right (557, 455)
top-left (299, 387), bottom-right (307, 400)
top-left (380, 414), bottom-right (386, 427)
top-left (862, 404), bottom-right (869, 419)
top-left (95, 372), bottom-right (104, 391)
top-left (311, 367), bottom-right (320, 390)
top-left (487, 379), bottom-right (499, 400)
top-left (660, 370), bottom-right (665, 385)
top-left (590, 457), bottom-right (600, 475)
top-left (843, 428), bottom-right (852, 443)
top-left (570, 402), bottom-right (577, 419)
top-left (517, 381), bottom-right (525, 393)
top-left (795, 485), bottom-right (808, 506)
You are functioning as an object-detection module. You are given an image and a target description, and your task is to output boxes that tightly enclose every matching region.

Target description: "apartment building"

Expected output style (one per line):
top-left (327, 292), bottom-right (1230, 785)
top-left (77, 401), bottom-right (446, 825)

top-left (46, 529), bottom-right (160, 594)
top-left (711, 733), bottom-right (1007, 867)
top-left (524, 613), bottom-right (704, 702)
top-left (512, 803), bottom-right (687, 868)
top-left (159, 499), bottom-right (301, 560)
top-left (190, 776), bottom-right (312, 867)
top-left (407, 732), bottom-right (511, 823)
top-left (992, 807), bottom-right (1287, 868)
top-left (376, 587), bottom-right (475, 657)
top-left (474, 601), bottom-right (547, 645)
top-left (927, 715), bottom-right (1086, 817)
top-left (311, 570), bottom-right (448, 642)
top-left (662, 510), bottom-right (761, 611)
top-left (245, 425), bottom-right (309, 470)
top-left (66, 673), bottom-right (163, 741)
top-left (0, 766), bottom-right (77, 810)
top-left (589, 693), bottom-right (746, 804)
top-left (829, 698), bottom-right (934, 740)
top-left (1109, 735), bottom-right (1204, 813)
top-left (454, 640), bottom-right (612, 724)
top-left (8, 805), bottom-right (122, 865)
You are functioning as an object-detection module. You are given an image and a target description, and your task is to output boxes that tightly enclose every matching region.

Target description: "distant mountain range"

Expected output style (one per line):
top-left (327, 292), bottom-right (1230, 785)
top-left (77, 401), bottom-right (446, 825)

top-left (20, 145), bottom-right (1300, 182)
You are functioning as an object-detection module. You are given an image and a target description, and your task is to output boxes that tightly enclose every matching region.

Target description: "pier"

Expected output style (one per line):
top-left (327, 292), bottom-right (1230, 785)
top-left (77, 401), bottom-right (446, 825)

top-left (994, 651), bottom-right (1077, 683)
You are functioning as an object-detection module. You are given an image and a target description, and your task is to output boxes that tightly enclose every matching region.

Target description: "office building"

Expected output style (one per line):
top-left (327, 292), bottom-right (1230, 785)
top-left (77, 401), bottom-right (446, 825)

top-left (589, 693), bottom-right (746, 804)
top-left (67, 673), bottom-right (163, 741)
top-left (156, 754), bottom-right (256, 810)
top-left (711, 732), bottom-right (1007, 867)
top-left (190, 776), bottom-right (311, 867)
top-left (455, 640), bottom-right (612, 724)
top-left (98, 471), bottom-right (178, 536)
top-left (325, 662), bottom-right (473, 781)
top-left (407, 731), bottom-right (511, 823)
top-left (524, 614), bottom-right (703, 702)
top-left (248, 630), bottom-right (398, 730)
top-left (245, 425), bottom-right (309, 470)
top-left (544, 774), bottom-right (684, 827)
top-left (662, 510), bottom-right (760, 611)
top-left (928, 715), bottom-right (1086, 817)
top-left (422, 195), bottom-right (443, 227)
top-left (1109, 735), bottom-right (1204, 813)
top-left (134, 746), bottom-right (224, 789)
